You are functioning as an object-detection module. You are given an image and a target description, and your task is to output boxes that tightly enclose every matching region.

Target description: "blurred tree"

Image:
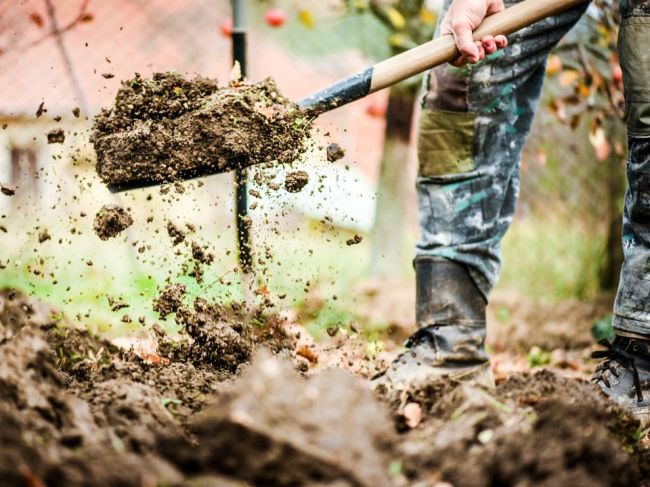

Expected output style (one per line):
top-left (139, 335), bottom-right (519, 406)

top-left (544, 0), bottom-right (626, 292)
top-left (344, 0), bottom-right (437, 277)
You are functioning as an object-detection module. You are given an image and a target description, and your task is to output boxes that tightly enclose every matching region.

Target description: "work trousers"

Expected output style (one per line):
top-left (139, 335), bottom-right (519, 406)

top-left (416, 0), bottom-right (650, 334)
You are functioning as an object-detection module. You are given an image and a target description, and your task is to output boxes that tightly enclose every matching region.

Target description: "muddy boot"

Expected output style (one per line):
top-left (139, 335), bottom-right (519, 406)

top-left (372, 258), bottom-right (493, 392)
top-left (592, 333), bottom-right (650, 428)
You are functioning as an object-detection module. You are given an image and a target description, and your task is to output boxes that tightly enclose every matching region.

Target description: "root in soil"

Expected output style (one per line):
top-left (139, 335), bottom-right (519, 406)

top-left (92, 72), bottom-right (310, 186)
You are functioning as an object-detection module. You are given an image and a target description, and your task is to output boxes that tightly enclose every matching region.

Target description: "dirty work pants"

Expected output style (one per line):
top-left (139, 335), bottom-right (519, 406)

top-left (416, 0), bottom-right (650, 335)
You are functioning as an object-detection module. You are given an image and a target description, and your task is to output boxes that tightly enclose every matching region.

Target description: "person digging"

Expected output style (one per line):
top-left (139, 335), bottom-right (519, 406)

top-left (372, 0), bottom-right (650, 427)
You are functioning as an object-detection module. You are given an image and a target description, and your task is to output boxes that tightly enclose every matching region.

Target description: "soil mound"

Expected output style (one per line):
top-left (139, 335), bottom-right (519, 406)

top-left (162, 352), bottom-right (396, 487)
top-left (394, 369), bottom-right (642, 486)
top-left (92, 72), bottom-right (310, 186)
top-left (2, 288), bottom-right (649, 486)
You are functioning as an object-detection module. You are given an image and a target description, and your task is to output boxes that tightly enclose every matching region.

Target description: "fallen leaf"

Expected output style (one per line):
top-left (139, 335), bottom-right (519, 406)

top-left (546, 54), bottom-right (562, 75)
top-left (298, 9), bottom-right (315, 28)
top-left (589, 127), bottom-right (611, 161)
top-left (229, 61), bottom-right (242, 84)
top-left (19, 465), bottom-right (46, 487)
top-left (296, 345), bottom-right (318, 364)
top-left (403, 402), bottom-right (422, 428)
top-left (558, 70), bottom-right (579, 88)
top-left (386, 7), bottom-right (406, 29)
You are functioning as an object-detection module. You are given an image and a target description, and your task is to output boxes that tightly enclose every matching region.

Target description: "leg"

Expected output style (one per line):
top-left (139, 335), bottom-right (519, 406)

top-left (593, 0), bottom-right (650, 426)
top-left (373, 0), bottom-right (588, 390)
top-left (612, 2), bottom-right (650, 336)
top-left (416, 0), bottom-right (589, 301)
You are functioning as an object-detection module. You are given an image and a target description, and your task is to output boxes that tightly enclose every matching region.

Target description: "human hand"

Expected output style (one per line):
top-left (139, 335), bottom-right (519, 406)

top-left (440, 0), bottom-right (508, 66)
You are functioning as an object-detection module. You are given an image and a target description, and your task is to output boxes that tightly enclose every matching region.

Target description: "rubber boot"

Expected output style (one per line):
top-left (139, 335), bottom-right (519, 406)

top-left (372, 258), bottom-right (493, 391)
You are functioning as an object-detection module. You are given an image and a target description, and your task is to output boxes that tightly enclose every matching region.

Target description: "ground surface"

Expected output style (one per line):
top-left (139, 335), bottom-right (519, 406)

top-left (1, 288), bottom-right (649, 487)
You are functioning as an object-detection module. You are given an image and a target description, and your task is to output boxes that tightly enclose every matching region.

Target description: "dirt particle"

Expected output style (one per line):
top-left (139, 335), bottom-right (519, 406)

top-left (167, 221), bottom-right (186, 246)
top-left (107, 295), bottom-right (129, 312)
top-left (101, 73), bottom-right (115, 79)
top-left (326, 142), bottom-right (345, 162)
top-left (46, 128), bottom-right (65, 144)
top-left (191, 241), bottom-right (214, 265)
top-left (284, 170), bottom-right (309, 193)
top-left (93, 204), bottom-right (133, 240)
top-left (346, 234), bottom-right (363, 246)
top-left (1, 185), bottom-right (15, 196)
top-left (37, 229), bottom-right (50, 243)
top-left (35, 101), bottom-right (45, 118)
top-left (72, 107), bottom-right (80, 118)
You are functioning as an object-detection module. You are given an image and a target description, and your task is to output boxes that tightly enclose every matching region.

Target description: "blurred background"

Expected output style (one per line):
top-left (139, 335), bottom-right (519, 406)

top-left (0, 0), bottom-right (626, 358)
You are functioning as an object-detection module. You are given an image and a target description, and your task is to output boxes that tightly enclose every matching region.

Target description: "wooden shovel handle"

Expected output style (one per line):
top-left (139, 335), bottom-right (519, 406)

top-left (300, 0), bottom-right (588, 115)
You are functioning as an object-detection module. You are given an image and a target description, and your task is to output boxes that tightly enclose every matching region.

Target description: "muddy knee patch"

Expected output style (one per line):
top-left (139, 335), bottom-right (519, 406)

top-left (417, 107), bottom-right (476, 177)
top-left (91, 72), bottom-right (311, 186)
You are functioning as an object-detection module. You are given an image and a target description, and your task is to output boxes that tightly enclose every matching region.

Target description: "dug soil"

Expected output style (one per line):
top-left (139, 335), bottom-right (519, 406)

top-left (92, 72), bottom-right (310, 187)
top-left (93, 204), bottom-right (133, 240)
top-left (2, 288), bottom-right (650, 487)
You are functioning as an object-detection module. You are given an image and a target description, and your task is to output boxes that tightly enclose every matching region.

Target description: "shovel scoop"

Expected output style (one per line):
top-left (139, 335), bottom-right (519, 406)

top-left (94, 0), bottom-right (586, 193)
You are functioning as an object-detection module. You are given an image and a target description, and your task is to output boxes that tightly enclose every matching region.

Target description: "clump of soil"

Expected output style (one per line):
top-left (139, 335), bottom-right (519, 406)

top-left (93, 204), bottom-right (133, 240)
top-left (346, 234), bottom-right (363, 246)
top-left (191, 240), bottom-right (214, 265)
top-left (284, 170), bottom-right (309, 193)
top-left (152, 283), bottom-right (186, 319)
top-left (47, 128), bottom-right (65, 144)
top-left (161, 351), bottom-right (396, 487)
top-left (92, 72), bottom-right (310, 186)
top-left (166, 221), bottom-right (186, 245)
top-left (327, 142), bottom-right (345, 162)
top-left (0, 288), bottom-right (61, 338)
top-left (37, 228), bottom-right (50, 243)
top-left (1, 184), bottom-right (15, 196)
top-left (174, 298), bottom-right (253, 372)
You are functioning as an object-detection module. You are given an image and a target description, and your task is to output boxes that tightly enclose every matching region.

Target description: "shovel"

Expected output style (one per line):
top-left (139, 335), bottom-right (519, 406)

top-left (104, 0), bottom-right (587, 192)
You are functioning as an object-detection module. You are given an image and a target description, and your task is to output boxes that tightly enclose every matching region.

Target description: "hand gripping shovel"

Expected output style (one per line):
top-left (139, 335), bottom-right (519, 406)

top-left (100, 0), bottom-right (587, 192)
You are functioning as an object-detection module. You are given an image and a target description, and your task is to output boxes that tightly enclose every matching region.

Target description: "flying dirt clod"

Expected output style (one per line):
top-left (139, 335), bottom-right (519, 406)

top-left (93, 204), bottom-right (133, 240)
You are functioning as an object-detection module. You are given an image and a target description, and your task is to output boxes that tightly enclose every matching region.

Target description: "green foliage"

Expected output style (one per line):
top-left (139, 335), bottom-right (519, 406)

top-left (591, 314), bottom-right (615, 344)
top-left (499, 217), bottom-right (606, 301)
top-left (527, 346), bottom-right (552, 368)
